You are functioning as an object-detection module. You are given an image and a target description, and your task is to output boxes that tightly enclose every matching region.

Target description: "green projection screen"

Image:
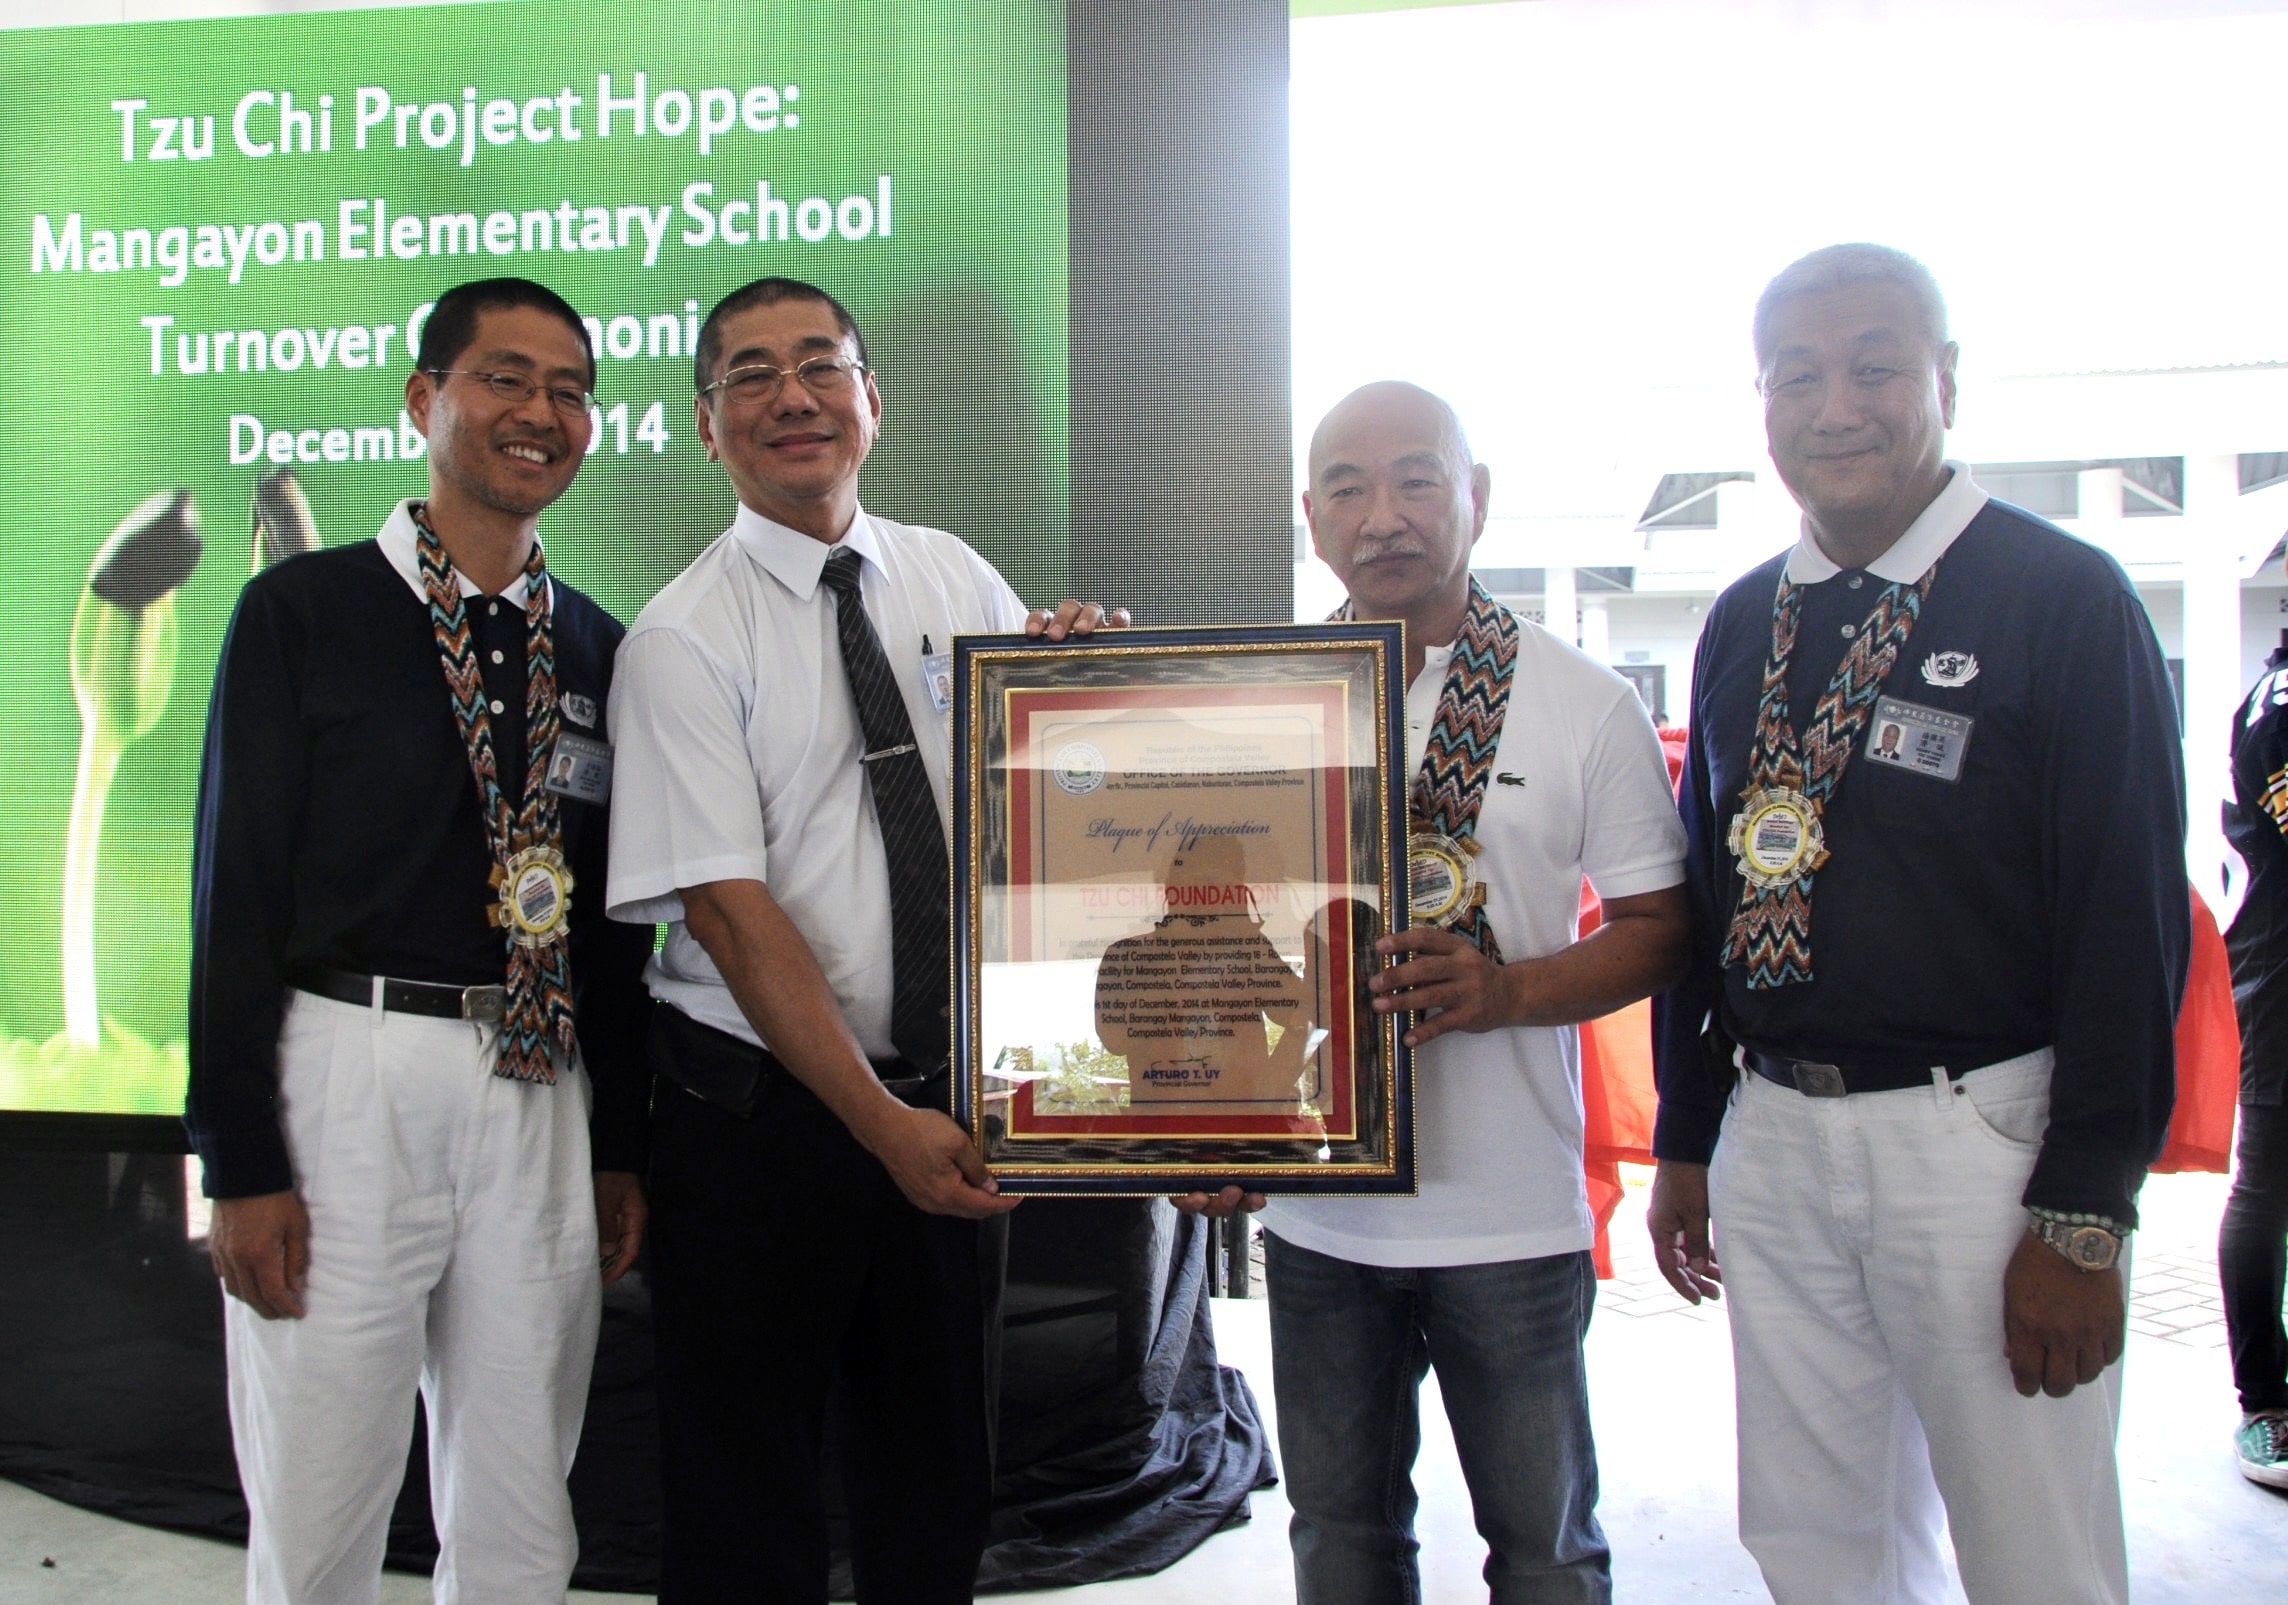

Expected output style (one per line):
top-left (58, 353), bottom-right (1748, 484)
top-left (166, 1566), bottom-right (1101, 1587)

top-left (0, 0), bottom-right (1292, 1132)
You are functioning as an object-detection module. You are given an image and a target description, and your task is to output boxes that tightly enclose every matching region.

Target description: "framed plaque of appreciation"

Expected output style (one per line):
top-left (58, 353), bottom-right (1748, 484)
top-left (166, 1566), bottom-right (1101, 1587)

top-left (951, 622), bottom-right (1415, 1195)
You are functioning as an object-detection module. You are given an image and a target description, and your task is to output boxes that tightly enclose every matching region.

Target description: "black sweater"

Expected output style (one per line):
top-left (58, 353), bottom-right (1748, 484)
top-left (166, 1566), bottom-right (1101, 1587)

top-left (185, 537), bottom-right (654, 1197)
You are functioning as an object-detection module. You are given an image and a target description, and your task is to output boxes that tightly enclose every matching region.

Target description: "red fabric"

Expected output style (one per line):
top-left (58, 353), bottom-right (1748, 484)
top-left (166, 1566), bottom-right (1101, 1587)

top-left (1578, 886), bottom-right (1659, 1277)
top-left (1578, 726), bottom-right (1685, 1276)
top-left (1657, 726), bottom-right (1689, 790)
top-left (1574, 718), bottom-right (1683, 1273)
top-left (2153, 887), bottom-right (2239, 1174)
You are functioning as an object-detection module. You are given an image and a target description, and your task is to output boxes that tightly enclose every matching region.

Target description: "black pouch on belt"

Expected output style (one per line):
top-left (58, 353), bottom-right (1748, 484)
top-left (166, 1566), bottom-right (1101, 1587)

top-left (648, 1005), bottom-right (764, 1119)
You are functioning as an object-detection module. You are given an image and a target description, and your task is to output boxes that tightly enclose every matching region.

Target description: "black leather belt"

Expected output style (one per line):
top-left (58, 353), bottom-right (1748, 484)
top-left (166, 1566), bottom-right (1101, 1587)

top-left (650, 1003), bottom-right (942, 1119)
top-left (294, 966), bottom-right (507, 1024)
top-left (1746, 1051), bottom-right (1968, 1099)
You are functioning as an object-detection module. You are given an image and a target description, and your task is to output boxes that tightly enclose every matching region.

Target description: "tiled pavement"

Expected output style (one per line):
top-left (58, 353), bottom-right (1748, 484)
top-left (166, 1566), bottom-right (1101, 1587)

top-left (2131, 1245), bottom-right (2231, 1349)
top-left (2122, 1171), bottom-right (2236, 1347)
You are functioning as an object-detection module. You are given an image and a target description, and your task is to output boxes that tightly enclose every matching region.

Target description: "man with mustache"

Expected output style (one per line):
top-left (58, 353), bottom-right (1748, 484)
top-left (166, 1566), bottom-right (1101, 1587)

top-left (1202, 380), bottom-right (1689, 1603)
top-left (606, 275), bottom-right (1119, 1603)
top-left (188, 277), bottom-right (656, 1602)
top-left (1650, 244), bottom-right (2190, 1603)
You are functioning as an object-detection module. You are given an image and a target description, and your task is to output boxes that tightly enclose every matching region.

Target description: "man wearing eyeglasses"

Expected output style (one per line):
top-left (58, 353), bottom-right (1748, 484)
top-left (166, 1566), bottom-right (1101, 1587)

top-left (188, 277), bottom-right (656, 1603)
top-left (607, 275), bottom-right (1121, 1603)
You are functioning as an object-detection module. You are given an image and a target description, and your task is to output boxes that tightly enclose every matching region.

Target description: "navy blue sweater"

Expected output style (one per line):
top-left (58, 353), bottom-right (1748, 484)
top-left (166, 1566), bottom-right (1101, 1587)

top-left (185, 539), bottom-right (655, 1198)
top-left (1653, 499), bottom-right (2189, 1225)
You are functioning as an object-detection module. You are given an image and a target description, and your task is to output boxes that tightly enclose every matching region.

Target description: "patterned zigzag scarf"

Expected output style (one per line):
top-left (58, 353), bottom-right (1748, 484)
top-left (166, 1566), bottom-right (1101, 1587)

top-left (1721, 565), bottom-right (1935, 989)
top-left (1411, 579), bottom-right (1520, 961)
top-left (1333, 578), bottom-right (1520, 961)
top-left (412, 504), bottom-right (577, 1082)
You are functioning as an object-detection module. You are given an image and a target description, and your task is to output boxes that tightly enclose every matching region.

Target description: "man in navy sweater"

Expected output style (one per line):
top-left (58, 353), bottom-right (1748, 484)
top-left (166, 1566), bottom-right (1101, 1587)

top-left (188, 278), bottom-right (654, 1603)
top-left (1649, 244), bottom-right (2187, 1603)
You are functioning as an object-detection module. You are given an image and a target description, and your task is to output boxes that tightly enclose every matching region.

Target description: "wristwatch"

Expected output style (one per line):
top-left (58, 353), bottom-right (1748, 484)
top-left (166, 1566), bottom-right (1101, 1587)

top-left (2027, 1209), bottom-right (2127, 1271)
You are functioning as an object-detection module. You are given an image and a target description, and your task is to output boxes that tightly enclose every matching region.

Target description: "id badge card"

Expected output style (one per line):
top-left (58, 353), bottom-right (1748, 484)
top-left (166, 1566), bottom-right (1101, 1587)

top-left (544, 730), bottom-right (614, 804)
top-left (1865, 695), bottom-right (1972, 782)
top-left (922, 650), bottom-right (955, 714)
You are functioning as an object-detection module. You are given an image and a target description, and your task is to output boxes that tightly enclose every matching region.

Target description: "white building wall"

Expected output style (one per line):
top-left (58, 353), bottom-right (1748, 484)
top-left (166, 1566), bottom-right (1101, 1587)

top-left (2138, 584), bottom-right (2185, 663)
top-left (2244, 582), bottom-right (2288, 690)
top-left (1597, 595), bottom-right (1706, 724)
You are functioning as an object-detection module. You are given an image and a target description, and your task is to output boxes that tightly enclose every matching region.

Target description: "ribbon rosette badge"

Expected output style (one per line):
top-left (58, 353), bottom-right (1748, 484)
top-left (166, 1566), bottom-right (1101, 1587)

top-left (1407, 829), bottom-right (1483, 927)
top-left (492, 846), bottom-right (574, 946)
top-left (1725, 787), bottom-right (1829, 889)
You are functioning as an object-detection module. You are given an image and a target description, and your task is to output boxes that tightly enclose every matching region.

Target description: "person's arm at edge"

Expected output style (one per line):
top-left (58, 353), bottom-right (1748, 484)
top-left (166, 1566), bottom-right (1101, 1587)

top-left (584, 888), bottom-right (656, 1279)
top-left (571, 609), bottom-right (657, 1284)
top-left (186, 579), bottom-right (311, 1319)
top-left (1648, 622), bottom-right (1730, 1305)
top-left (2027, 586), bottom-right (2189, 1226)
top-left (2003, 584), bottom-right (2190, 1397)
top-left (584, 889), bottom-right (655, 1280)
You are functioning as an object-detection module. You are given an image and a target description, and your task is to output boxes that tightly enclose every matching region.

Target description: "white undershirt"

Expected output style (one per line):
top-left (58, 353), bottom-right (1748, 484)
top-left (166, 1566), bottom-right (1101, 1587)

top-left (1258, 620), bottom-right (1687, 1268)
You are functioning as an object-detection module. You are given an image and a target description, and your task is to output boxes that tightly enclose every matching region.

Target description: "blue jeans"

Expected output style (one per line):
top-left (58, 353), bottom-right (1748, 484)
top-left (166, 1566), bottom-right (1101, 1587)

top-left (1264, 1232), bottom-right (1610, 1604)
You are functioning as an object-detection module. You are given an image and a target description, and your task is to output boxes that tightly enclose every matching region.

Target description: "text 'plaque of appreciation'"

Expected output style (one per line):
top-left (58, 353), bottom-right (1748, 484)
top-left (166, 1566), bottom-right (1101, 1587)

top-left (952, 622), bottom-right (1416, 1195)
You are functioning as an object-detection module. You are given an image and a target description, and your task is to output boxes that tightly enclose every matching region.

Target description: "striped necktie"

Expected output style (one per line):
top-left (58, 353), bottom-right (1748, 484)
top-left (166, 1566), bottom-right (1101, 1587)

top-left (820, 545), bottom-right (950, 1071)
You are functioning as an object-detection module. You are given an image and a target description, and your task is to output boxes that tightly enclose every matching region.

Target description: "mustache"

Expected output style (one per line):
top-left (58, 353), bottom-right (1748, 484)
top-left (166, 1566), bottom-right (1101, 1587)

top-left (1355, 537), bottom-right (1427, 562)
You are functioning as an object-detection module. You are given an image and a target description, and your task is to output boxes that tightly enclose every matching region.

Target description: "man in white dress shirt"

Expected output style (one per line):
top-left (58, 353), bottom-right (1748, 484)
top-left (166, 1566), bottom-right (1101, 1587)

top-left (606, 277), bottom-right (1118, 1605)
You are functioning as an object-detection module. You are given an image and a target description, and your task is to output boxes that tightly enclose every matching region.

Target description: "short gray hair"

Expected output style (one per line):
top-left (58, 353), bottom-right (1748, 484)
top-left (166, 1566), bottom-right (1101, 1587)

top-left (1752, 244), bottom-right (1948, 369)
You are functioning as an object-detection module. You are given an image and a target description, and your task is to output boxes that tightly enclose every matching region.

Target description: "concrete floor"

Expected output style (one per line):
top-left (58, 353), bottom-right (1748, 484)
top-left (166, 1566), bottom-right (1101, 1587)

top-left (3, 1172), bottom-right (2283, 1602)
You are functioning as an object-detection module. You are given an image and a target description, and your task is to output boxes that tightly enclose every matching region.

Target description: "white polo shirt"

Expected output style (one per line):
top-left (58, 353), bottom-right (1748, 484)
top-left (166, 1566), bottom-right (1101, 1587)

top-left (604, 502), bottom-right (1027, 1056)
top-left (1258, 619), bottom-right (1687, 1268)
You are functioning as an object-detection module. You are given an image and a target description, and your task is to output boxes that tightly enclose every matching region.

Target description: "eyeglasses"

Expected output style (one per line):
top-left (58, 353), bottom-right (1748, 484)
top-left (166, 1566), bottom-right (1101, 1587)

top-left (700, 355), bottom-right (869, 405)
top-left (429, 369), bottom-right (596, 418)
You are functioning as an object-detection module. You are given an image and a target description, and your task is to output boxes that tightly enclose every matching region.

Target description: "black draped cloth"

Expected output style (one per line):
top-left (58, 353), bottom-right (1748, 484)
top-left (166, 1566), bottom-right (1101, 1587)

top-left (0, 1150), bottom-right (1275, 1595)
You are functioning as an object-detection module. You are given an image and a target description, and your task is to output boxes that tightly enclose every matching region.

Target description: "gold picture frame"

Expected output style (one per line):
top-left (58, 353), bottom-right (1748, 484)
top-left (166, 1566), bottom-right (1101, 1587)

top-left (951, 622), bottom-right (1415, 1195)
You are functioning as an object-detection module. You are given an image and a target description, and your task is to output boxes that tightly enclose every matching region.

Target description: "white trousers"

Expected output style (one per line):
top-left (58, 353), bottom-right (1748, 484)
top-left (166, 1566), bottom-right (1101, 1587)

top-left (226, 990), bottom-right (601, 1605)
top-left (1708, 1050), bottom-right (2128, 1605)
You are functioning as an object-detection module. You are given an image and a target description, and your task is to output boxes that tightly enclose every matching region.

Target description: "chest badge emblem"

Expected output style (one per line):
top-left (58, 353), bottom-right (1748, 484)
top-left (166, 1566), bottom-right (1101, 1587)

top-left (562, 692), bottom-right (599, 727)
top-left (1920, 650), bottom-right (1979, 688)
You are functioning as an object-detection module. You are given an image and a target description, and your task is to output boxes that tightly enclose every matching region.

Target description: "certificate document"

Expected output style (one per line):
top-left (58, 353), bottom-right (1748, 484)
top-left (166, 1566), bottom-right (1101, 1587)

top-left (953, 623), bottom-right (1415, 1195)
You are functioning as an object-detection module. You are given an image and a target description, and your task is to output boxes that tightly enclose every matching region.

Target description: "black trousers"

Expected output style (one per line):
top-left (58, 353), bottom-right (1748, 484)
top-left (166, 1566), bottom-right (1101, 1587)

top-left (2221, 1101), bottom-right (2288, 1415)
top-left (647, 1009), bottom-right (1004, 1604)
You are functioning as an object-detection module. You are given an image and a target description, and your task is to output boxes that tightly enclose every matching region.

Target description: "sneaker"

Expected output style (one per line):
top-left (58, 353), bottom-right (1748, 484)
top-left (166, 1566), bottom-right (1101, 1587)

top-left (2238, 1410), bottom-right (2288, 1490)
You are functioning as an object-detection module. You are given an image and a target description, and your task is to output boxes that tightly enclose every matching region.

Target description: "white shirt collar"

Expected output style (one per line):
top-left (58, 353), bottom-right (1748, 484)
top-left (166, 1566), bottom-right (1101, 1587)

top-left (375, 498), bottom-right (543, 606)
top-left (1783, 461), bottom-right (1988, 585)
top-left (731, 499), bottom-right (880, 600)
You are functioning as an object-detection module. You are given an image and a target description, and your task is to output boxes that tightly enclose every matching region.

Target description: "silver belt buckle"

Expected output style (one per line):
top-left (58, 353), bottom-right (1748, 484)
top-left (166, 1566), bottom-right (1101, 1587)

top-left (1791, 1061), bottom-right (1846, 1098)
top-left (461, 986), bottom-right (508, 1024)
